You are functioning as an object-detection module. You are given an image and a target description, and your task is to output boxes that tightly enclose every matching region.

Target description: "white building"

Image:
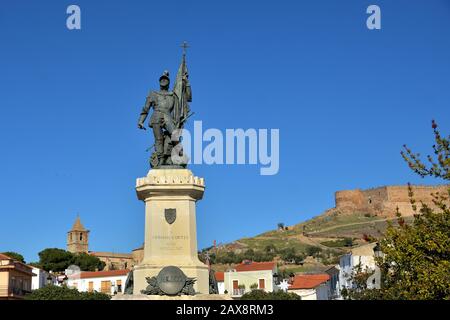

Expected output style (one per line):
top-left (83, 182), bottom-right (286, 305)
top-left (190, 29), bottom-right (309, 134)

top-left (67, 269), bottom-right (129, 295)
top-left (215, 271), bottom-right (225, 294)
top-left (287, 274), bottom-right (331, 300)
top-left (338, 243), bottom-right (381, 297)
top-left (31, 267), bottom-right (57, 290)
top-left (224, 261), bottom-right (278, 298)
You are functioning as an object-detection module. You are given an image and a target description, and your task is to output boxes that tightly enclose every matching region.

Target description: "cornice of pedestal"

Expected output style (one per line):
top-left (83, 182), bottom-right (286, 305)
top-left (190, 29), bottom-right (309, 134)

top-left (135, 168), bottom-right (205, 201)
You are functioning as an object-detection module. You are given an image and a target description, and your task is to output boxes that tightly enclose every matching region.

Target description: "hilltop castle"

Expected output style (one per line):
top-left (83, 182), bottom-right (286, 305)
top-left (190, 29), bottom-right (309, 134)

top-left (333, 184), bottom-right (449, 217)
top-left (67, 217), bottom-right (143, 270)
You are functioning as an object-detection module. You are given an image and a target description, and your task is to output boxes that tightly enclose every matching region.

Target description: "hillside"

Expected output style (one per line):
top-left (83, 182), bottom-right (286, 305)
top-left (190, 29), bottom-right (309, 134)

top-left (207, 211), bottom-right (409, 273)
top-left (205, 184), bottom-right (447, 274)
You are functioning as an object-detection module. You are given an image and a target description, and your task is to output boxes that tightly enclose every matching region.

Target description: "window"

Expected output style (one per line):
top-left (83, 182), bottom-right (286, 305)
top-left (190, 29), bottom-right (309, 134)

top-left (88, 281), bottom-right (94, 293)
top-left (117, 280), bottom-right (122, 293)
top-left (101, 281), bottom-right (111, 294)
top-left (80, 233), bottom-right (83, 241)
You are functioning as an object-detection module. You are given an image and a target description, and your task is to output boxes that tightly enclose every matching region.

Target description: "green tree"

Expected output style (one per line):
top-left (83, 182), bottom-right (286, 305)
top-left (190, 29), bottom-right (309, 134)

top-left (242, 249), bottom-right (255, 260)
top-left (305, 246), bottom-right (322, 257)
top-left (38, 248), bottom-right (73, 272)
top-left (1, 251), bottom-right (25, 263)
top-left (345, 120), bottom-right (450, 300)
top-left (401, 120), bottom-right (449, 180)
top-left (264, 244), bottom-right (277, 253)
top-left (341, 263), bottom-right (380, 300)
top-left (241, 290), bottom-right (301, 300)
top-left (343, 237), bottom-right (354, 247)
top-left (377, 188), bottom-right (450, 299)
top-left (280, 248), bottom-right (304, 264)
top-left (26, 285), bottom-right (110, 300)
top-left (215, 251), bottom-right (241, 264)
top-left (250, 283), bottom-right (258, 290)
top-left (71, 253), bottom-right (105, 272)
top-left (379, 120), bottom-right (450, 299)
top-left (37, 248), bottom-right (105, 272)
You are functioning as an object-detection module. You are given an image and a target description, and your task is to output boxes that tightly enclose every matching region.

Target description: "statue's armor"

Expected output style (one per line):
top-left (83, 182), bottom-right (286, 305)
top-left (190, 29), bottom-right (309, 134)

top-left (138, 90), bottom-right (178, 166)
top-left (142, 91), bottom-right (177, 132)
top-left (137, 67), bottom-right (191, 168)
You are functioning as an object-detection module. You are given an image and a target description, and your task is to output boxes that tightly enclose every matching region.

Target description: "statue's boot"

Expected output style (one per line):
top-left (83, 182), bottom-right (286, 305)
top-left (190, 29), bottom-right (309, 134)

top-left (155, 138), bottom-right (164, 166)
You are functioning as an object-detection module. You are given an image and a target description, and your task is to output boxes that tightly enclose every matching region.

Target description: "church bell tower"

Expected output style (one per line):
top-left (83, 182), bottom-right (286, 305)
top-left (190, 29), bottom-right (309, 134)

top-left (67, 216), bottom-right (89, 253)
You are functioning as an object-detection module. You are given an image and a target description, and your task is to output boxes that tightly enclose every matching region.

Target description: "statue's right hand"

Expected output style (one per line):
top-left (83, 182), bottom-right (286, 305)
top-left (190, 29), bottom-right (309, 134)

top-left (138, 123), bottom-right (146, 130)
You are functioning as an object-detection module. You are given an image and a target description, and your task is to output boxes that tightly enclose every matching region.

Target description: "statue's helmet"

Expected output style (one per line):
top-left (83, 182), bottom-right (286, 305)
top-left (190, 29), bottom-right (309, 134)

top-left (159, 70), bottom-right (170, 85)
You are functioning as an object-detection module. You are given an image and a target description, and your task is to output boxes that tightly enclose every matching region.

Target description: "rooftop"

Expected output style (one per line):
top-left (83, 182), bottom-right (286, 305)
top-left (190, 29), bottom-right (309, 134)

top-left (234, 261), bottom-right (276, 272)
top-left (350, 243), bottom-right (377, 256)
top-left (288, 274), bottom-right (330, 290)
top-left (89, 252), bottom-right (133, 259)
top-left (0, 253), bottom-right (12, 260)
top-left (0, 253), bottom-right (35, 275)
top-left (70, 216), bottom-right (88, 232)
top-left (215, 271), bottom-right (224, 282)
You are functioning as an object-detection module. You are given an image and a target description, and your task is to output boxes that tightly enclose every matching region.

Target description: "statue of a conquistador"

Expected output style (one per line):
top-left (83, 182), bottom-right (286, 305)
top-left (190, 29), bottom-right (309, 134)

top-left (138, 43), bottom-right (192, 168)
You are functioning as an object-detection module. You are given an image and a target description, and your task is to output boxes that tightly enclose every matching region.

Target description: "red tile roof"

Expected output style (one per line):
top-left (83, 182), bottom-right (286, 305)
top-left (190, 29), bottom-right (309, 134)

top-left (215, 271), bottom-right (224, 282)
top-left (288, 274), bottom-right (330, 290)
top-left (89, 251), bottom-right (133, 259)
top-left (74, 269), bottom-right (129, 279)
top-left (235, 261), bottom-right (276, 272)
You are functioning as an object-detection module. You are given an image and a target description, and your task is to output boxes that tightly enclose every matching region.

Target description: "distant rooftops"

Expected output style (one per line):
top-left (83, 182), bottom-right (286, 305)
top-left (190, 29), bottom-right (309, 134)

top-left (89, 252), bottom-right (133, 259)
top-left (234, 261), bottom-right (276, 272)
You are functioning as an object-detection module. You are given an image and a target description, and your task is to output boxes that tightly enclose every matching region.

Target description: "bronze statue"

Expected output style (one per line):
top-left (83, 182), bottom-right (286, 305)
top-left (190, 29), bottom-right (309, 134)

top-left (138, 42), bottom-right (192, 168)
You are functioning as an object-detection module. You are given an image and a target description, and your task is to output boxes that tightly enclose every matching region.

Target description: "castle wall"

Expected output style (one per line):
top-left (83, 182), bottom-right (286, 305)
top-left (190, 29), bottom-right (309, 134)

top-left (334, 185), bottom-right (449, 218)
top-left (335, 189), bottom-right (366, 213)
top-left (382, 185), bottom-right (449, 216)
top-left (362, 187), bottom-right (388, 214)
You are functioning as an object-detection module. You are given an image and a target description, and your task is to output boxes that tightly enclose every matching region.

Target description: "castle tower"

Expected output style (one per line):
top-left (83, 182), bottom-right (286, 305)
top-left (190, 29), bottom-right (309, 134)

top-left (67, 216), bottom-right (89, 253)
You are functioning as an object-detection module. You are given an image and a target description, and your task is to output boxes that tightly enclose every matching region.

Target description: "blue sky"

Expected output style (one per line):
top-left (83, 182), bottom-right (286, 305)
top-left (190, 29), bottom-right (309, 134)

top-left (0, 0), bottom-right (449, 263)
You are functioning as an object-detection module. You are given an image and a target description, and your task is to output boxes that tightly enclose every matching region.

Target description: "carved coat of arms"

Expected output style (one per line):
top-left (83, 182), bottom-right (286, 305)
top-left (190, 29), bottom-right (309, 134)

top-left (165, 208), bottom-right (176, 225)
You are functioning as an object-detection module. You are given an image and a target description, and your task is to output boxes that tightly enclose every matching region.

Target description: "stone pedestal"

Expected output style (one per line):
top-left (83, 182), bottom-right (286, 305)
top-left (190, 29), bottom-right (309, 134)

top-left (133, 169), bottom-right (209, 295)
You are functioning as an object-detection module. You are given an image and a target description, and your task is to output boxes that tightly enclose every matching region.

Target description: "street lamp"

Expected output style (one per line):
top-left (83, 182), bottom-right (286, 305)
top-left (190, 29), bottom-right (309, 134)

top-left (373, 243), bottom-right (382, 258)
top-left (273, 273), bottom-right (279, 285)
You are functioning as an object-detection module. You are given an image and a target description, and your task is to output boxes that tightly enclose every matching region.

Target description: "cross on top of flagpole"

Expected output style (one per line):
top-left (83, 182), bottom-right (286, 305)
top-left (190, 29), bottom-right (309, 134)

top-left (181, 41), bottom-right (190, 56)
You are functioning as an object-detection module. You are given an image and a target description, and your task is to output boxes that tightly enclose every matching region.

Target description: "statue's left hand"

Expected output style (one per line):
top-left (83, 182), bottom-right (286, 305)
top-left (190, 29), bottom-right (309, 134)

top-left (138, 123), bottom-right (146, 130)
